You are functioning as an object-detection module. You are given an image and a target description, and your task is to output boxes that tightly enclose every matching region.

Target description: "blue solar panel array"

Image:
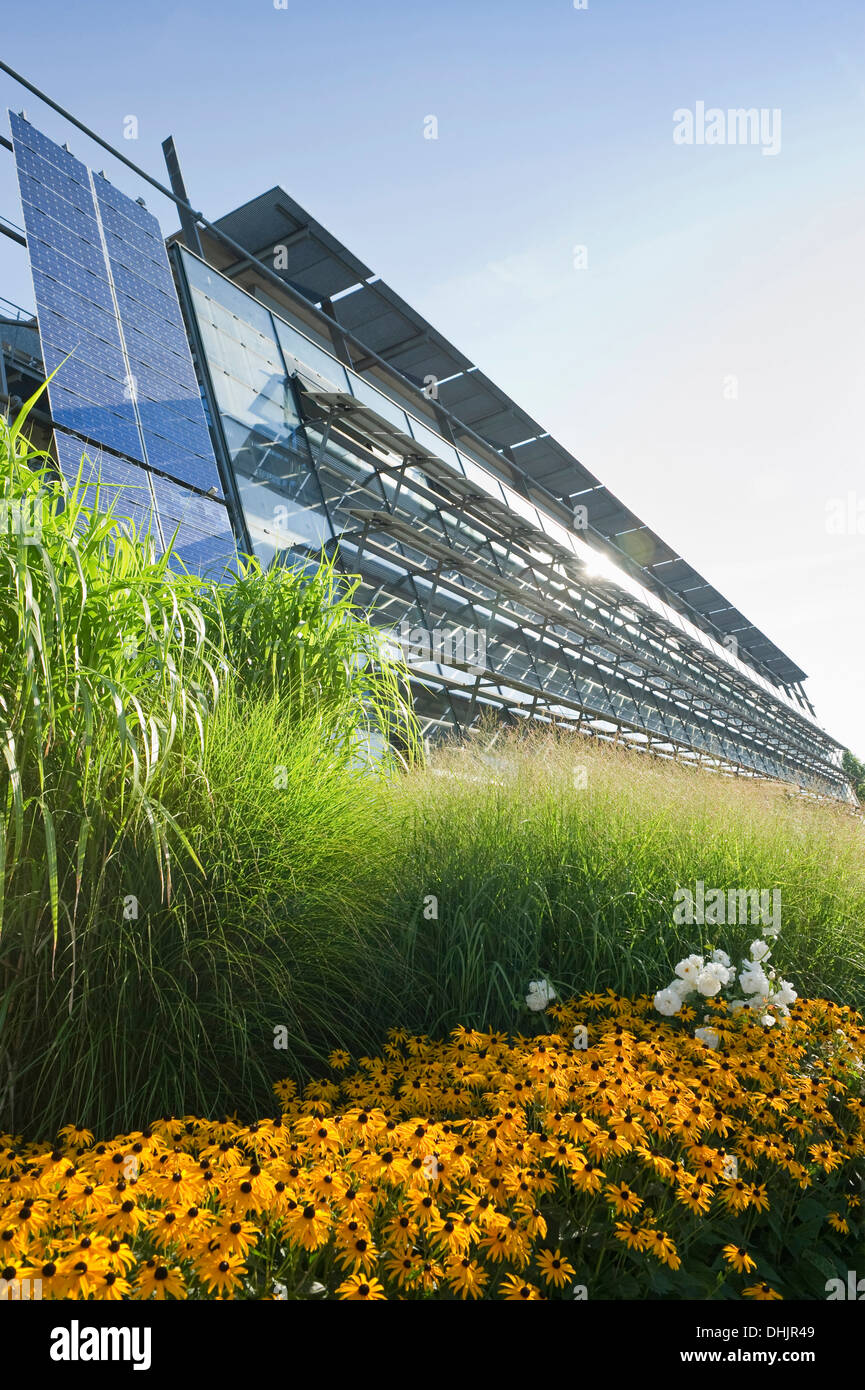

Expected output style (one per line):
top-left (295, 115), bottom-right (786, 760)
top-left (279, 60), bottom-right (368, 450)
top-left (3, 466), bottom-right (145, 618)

top-left (53, 428), bottom-right (159, 535)
top-left (150, 473), bottom-right (239, 576)
top-left (53, 428), bottom-right (236, 577)
top-left (9, 111), bottom-right (237, 579)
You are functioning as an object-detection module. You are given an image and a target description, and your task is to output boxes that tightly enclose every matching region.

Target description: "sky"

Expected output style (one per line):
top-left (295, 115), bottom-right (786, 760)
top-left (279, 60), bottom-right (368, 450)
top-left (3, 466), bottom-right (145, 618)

top-left (1, 0), bottom-right (863, 754)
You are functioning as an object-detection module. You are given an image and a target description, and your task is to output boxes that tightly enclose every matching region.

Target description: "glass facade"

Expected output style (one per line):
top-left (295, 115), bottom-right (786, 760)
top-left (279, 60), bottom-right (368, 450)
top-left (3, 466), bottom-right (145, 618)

top-left (177, 248), bottom-right (848, 796)
top-left (4, 114), bottom-right (847, 798)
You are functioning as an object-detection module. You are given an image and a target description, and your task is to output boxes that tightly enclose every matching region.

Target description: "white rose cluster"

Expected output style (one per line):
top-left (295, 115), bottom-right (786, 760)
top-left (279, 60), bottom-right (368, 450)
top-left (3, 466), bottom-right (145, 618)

top-left (525, 979), bottom-right (556, 1012)
top-left (653, 932), bottom-right (797, 1037)
top-left (653, 948), bottom-right (736, 1017)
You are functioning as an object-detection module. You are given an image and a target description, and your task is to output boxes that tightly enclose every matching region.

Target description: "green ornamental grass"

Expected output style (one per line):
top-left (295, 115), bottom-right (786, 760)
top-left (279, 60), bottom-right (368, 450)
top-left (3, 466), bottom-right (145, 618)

top-left (1, 402), bottom-right (863, 1140)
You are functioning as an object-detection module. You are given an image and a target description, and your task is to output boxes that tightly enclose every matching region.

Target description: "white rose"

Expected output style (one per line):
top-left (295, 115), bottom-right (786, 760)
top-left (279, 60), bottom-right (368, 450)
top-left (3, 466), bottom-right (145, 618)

top-left (675, 954), bottom-right (704, 982)
top-left (525, 980), bottom-right (556, 1011)
top-left (694, 1026), bottom-right (720, 1049)
top-left (749, 939), bottom-right (771, 962)
top-left (739, 966), bottom-right (769, 997)
top-left (654, 986), bottom-right (685, 1017)
top-left (696, 964), bottom-right (726, 997)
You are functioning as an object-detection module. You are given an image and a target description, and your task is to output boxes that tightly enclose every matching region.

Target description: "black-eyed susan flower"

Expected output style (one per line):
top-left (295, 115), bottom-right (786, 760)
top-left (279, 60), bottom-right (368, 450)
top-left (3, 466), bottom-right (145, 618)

top-left (285, 1201), bottom-right (331, 1252)
top-left (57, 1125), bottom-right (94, 1148)
top-left (335, 1234), bottom-right (379, 1275)
top-left (136, 1259), bottom-right (186, 1300)
top-left (721, 1244), bottom-right (757, 1274)
top-left (382, 1251), bottom-right (422, 1289)
top-left (643, 1229), bottom-right (681, 1270)
top-left (201, 1250), bottom-right (247, 1296)
top-left (91, 1270), bottom-right (132, 1300)
top-left (536, 1248), bottom-right (576, 1288)
top-left (500, 1274), bottom-right (542, 1301)
top-left (336, 1273), bottom-right (387, 1300)
top-left (605, 1181), bottom-right (642, 1217)
top-left (0, 992), bottom-right (859, 1304)
top-left (614, 1221), bottom-right (649, 1251)
top-left (743, 1281), bottom-right (783, 1300)
top-left (444, 1255), bottom-right (489, 1300)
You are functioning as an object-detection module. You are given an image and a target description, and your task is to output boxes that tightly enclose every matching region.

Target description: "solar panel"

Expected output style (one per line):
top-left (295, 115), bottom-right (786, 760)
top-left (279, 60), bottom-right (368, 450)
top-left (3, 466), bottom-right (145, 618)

top-left (54, 429), bottom-right (236, 578)
top-left (150, 475), bottom-right (237, 577)
top-left (53, 429), bottom-right (159, 537)
top-left (91, 174), bottom-right (224, 497)
top-left (10, 112), bottom-right (236, 580)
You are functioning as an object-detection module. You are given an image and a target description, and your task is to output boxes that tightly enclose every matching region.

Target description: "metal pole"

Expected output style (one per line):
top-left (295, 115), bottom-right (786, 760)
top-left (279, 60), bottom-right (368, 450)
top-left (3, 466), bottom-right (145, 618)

top-left (161, 136), bottom-right (203, 257)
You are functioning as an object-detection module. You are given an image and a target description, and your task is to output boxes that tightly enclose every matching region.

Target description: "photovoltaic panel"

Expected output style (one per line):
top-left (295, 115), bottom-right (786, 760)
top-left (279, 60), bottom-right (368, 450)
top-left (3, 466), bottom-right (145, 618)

top-left (10, 111), bottom-right (225, 499)
top-left (150, 474), bottom-right (237, 578)
top-left (53, 429), bottom-right (159, 539)
top-left (37, 306), bottom-right (128, 382)
top-left (30, 268), bottom-right (122, 343)
top-left (91, 171), bottom-right (224, 497)
top-left (54, 430), bottom-right (236, 578)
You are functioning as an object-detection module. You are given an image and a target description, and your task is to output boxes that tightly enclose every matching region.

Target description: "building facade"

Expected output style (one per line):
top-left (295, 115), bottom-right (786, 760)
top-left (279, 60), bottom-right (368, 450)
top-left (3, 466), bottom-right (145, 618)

top-left (0, 110), bottom-right (854, 799)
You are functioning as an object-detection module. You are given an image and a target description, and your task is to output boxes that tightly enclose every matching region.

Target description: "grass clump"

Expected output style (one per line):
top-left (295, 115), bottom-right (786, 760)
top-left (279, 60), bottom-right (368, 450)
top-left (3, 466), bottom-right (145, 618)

top-left (0, 408), bottom-right (415, 1137)
top-left (379, 726), bottom-right (865, 1033)
top-left (3, 404), bottom-right (864, 1145)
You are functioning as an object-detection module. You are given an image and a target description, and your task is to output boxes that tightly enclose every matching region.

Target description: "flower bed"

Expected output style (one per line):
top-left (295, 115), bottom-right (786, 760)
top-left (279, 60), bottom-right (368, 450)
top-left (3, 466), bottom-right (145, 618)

top-left (1, 994), bottom-right (863, 1300)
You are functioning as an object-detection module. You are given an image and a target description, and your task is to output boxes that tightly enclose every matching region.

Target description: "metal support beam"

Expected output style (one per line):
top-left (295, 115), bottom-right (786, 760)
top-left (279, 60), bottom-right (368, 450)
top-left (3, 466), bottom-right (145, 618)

top-left (0, 218), bottom-right (26, 248)
top-left (161, 136), bottom-right (203, 256)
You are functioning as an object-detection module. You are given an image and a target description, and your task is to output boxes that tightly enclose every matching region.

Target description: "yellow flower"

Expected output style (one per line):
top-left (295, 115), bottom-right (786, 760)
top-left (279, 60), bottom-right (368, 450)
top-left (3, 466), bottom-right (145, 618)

top-left (285, 1201), bottom-right (331, 1251)
top-left (1, 992), bottom-right (860, 1304)
top-left (743, 1281), bottom-right (783, 1300)
top-left (827, 1212), bottom-right (849, 1235)
top-left (136, 1259), bottom-right (186, 1300)
top-left (200, 1250), bottom-right (248, 1296)
top-left (57, 1125), bottom-right (94, 1148)
top-left (536, 1248), bottom-right (576, 1288)
top-left (335, 1235), bottom-right (379, 1275)
top-left (644, 1229), bottom-right (681, 1270)
top-left (500, 1274), bottom-right (543, 1301)
top-left (336, 1274), bottom-right (387, 1301)
top-left (444, 1255), bottom-right (489, 1300)
top-left (92, 1271), bottom-right (133, 1299)
top-left (722, 1244), bottom-right (757, 1274)
top-left (614, 1222), bottom-right (649, 1251)
top-left (605, 1181), bottom-right (642, 1217)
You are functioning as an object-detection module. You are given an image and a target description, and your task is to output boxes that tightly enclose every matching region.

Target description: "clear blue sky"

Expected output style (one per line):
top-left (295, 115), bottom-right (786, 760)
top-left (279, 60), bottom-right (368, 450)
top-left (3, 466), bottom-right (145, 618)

top-left (1, 0), bottom-right (863, 754)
